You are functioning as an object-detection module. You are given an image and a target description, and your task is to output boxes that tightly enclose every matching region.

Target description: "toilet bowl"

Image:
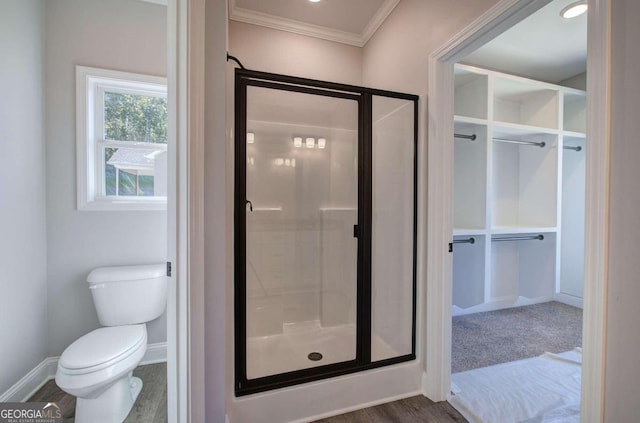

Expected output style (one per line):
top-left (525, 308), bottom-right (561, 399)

top-left (55, 264), bottom-right (167, 423)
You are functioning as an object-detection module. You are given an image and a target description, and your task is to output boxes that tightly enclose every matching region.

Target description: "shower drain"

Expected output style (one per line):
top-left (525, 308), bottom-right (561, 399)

top-left (308, 352), bottom-right (323, 361)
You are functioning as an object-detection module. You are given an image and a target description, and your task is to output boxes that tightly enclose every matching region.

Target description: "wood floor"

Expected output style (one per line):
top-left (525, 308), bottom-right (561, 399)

top-left (28, 363), bottom-right (167, 423)
top-left (312, 396), bottom-right (467, 423)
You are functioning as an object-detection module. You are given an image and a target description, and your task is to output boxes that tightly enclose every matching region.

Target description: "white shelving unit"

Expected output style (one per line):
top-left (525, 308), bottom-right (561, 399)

top-left (452, 64), bottom-right (586, 315)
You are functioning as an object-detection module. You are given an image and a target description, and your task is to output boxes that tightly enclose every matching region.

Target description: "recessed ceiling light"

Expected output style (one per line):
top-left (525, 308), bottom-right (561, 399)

top-left (560, 1), bottom-right (588, 18)
top-left (308, 0), bottom-right (321, 3)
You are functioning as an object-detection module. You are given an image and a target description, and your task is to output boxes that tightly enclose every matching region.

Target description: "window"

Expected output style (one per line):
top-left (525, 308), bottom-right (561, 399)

top-left (77, 66), bottom-right (168, 210)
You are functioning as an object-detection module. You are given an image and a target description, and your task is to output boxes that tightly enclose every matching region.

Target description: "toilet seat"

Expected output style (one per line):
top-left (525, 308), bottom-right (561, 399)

top-left (56, 325), bottom-right (147, 400)
top-left (58, 325), bottom-right (146, 374)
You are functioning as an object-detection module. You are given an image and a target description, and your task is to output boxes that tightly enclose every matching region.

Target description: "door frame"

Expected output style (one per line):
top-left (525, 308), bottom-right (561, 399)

top-left (167, 0), bottom-right (212, 421)
top-left (424, 1), bottom-right (611, 422)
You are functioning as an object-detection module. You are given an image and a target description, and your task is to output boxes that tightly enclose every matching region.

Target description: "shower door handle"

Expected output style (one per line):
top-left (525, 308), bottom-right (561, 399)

top-left (246, 200), bottom-right (253, 212)
top-left (353, 224), bottom-right (359, 238)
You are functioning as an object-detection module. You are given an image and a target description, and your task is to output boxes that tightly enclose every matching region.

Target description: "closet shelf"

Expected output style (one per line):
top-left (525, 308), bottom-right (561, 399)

top-left (493, 121), bottom-right (559, 136)
top-left (490, 226), bottom-right (557, 235)
top-left (454, 115), bottom-right (489, 126)
top-left (453, 228), bottom-right (487, 236)
top-left (562, 130), bottom-right (586, 138)
top-left (453, 63), bottom-right (586, 314)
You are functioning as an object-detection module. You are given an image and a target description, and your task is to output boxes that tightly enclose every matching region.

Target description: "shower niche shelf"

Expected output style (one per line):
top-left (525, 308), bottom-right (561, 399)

top-left (452, 64), bottom-right (586, 315)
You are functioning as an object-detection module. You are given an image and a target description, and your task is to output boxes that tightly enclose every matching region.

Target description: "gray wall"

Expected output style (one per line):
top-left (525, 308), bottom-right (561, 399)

top-left (605, 0), bottom-right (640, 420)
top-left (0, 0), bottom-right (48, 394)
top-left (229, 21), bottom-right (363, 85)
top-left (45, 0), bottom-right (168, 356)
top-left (362, 0), bottom-right (499, 93)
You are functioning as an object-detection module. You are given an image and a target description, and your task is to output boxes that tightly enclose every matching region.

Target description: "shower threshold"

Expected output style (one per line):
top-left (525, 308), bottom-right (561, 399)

top-left (246, 321), bottom-right (397, 380)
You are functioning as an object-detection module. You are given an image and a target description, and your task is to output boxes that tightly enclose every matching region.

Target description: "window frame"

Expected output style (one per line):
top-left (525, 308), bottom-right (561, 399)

top-left (76, 66), bottom-right (168, 211)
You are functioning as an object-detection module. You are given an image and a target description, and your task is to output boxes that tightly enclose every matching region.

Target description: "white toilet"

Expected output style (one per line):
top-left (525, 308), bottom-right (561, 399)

top-left (55, 264), bottom-right (167, 423)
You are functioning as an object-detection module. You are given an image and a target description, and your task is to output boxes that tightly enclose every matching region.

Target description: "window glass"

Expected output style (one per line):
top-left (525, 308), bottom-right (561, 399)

top-left (77, 66), bottom-right (167, 210)
top-left (104, 92), bottom-right (167, 143)
top-left (104, 147), bottom-right (166, 197)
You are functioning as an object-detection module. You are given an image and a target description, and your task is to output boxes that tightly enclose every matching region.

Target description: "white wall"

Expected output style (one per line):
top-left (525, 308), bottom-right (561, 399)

top-left (605, 0), bottom-right (640, 420)
top-left (362, 0), bottom-right (499, 94)
top-left (0, 0), bottom-right (48, 395)
top-left (45, 0), bottom-right (168, 356)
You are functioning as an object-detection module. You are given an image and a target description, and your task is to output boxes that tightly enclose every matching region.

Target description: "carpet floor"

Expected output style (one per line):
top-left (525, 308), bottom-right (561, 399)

top-left (452, 301), bottom-right (583, 373)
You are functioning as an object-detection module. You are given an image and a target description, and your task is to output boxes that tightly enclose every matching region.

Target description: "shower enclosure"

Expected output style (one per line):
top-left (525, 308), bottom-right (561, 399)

top-left (235, 69), bottom-right (418, 395)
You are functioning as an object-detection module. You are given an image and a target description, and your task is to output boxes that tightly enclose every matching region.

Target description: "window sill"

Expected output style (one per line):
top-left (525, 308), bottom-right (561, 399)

top-left (78, 197), bottom-right (168, 211)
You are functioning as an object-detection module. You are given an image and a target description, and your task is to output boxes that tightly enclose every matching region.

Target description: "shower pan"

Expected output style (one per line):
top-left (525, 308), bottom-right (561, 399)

top-left (235, 69), bottom-right (418, 396)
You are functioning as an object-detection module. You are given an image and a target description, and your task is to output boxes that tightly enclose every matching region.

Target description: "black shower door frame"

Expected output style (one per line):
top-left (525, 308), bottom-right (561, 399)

top-left (234, 68), bottom-right (418, 396)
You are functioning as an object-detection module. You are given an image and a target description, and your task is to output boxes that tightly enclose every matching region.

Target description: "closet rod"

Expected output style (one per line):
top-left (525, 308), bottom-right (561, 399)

top-left (455, 133), bottom-right (476, 141)
top-left (564, 145), bottom-right (582, 152)
top-left (493, 137), bottom-right (546, 148)
top-left (492, 234), bottom-right (544, 242)
top-left (453, 237), bottom-right (475, 245)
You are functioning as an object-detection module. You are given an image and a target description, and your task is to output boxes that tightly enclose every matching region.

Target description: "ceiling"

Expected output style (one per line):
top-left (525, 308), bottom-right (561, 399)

top-left (229, 0), bottom-right (400, 47)
top-left (229, 0), bottom-right (587, 83)
top-left (462, 0), bottom-right (587, 83)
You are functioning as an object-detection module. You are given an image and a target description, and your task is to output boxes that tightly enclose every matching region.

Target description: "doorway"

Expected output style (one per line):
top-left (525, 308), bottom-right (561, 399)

top-left (425, 0), bottom-right (610, 420)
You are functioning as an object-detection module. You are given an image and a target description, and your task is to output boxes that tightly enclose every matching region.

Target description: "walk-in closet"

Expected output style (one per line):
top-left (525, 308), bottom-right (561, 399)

top-left (452, 64), bottom-right (586, 316)
top-left (448, 0), bottom-right (587, 421)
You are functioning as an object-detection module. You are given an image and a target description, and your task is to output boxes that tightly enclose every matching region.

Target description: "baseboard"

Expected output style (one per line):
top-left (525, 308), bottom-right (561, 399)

top-left (0, 357), bottom-right (58, 403)
top-left (553, 293), bottom-right (584, 309)
top-left (290, 390), bottom-right (422, 423)
top-left (141, 342), bottom-right (168, 365)
top-left (452, 295), bottom-right (555, 316)
top-left (0, 342), bottom-right (167, 403)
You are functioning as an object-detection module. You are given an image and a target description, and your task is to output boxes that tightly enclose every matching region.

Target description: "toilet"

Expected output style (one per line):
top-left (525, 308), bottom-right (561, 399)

top-left (55, 264), bottom-right (167, 423)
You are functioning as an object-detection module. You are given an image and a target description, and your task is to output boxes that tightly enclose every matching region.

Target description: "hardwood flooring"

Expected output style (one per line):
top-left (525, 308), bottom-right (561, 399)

top-left (312, 396), bottom-right (467, 423)
top-left (28, 363), bottom-right (167, 423)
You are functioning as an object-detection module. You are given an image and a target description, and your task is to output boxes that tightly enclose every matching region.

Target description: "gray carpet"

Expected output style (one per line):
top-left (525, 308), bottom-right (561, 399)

top-left (452, 301), bottom-right (582, 373)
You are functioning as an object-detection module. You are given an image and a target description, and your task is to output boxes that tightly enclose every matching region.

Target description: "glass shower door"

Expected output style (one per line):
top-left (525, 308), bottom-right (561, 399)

top-left (241, 84), bottom-right (360, 382)
top-left (236, 69), bottom-right (418, 396)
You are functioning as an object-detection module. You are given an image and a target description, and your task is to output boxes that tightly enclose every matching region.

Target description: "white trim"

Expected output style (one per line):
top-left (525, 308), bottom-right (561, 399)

top-left (426, 3), bottom-right (609, 423)
top-left (424, 58), bottom-right (454, 401)
top-left (141, 342), bottom-right (169, 365)
top-left (289, 390), bottom-right (421, 423)
top-left (228, 0), bottom-right (399, 47)
top-left (554, 292), bottom-right (584, 309)
top-left (430, 0), bottom-right (554, 63)
top-left (141, 0), bottom-right (168, 5)
top-left (75, 66), bottom-right (168, 211)
top-left (580, 0), bottom-right (611, 421)
top-left (167, 0), bottom-right (193, 421)
top-left (360, 0), bottom-right (401, 45)
top-left (0, 358), bottom-right (58, 403)
top-left (0, 343), bottom-right (168, 403)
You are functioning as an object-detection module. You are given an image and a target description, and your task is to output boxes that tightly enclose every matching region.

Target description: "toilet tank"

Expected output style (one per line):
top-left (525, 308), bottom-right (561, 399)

top-left (87, 264), bottom-right (168, 326)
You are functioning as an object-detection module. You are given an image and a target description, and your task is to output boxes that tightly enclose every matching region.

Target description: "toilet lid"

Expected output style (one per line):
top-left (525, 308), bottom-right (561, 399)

top-left (60, 325), bottom-right (146, 370)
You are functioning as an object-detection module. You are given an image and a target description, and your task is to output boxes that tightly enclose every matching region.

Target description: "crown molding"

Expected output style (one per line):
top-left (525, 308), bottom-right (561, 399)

top-left (229, 0), bottom-right (400, 48)
top-left (361, 0), bottom-right (400, 44)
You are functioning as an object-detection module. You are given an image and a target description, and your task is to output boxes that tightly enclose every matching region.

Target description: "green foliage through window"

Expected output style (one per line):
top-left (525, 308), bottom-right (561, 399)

top-left (104, 92), bottom-right (167, 143)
